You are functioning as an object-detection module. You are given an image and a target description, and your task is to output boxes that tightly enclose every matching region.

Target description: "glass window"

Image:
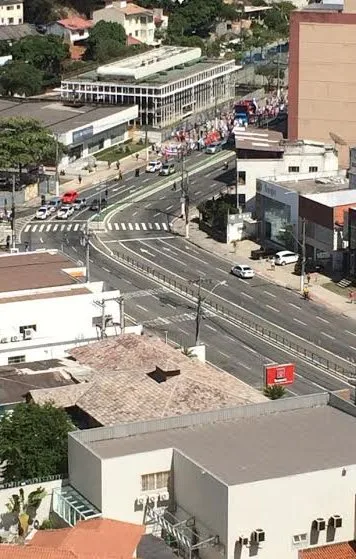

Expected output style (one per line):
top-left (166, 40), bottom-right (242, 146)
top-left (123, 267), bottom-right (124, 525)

top-left (288, 166), bottom-right (300, 173)
top-left (263, 196), bottom-right (292, 248)
top-left (8, 355), bottom-right (25, 364)
top-left (141, 471), bottom-right (170, 491)
top-left (309, 166), bottom-right (318, 173)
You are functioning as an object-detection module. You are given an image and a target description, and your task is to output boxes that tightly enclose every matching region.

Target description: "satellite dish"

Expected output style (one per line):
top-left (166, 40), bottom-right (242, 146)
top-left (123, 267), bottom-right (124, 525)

top-left (329, 131), bottom-right (348, 146)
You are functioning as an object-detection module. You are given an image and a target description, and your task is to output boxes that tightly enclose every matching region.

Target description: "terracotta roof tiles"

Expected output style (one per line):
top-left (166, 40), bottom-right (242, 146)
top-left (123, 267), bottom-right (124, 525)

top-left (300, 542), bottom-right (356, 559)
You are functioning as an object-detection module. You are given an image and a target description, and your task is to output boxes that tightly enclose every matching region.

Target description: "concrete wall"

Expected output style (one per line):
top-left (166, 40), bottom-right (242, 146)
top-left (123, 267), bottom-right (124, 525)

top-left (228, 466), bottom-right (356, 559)
top-left (173, 451), bottom-right (228, 559)
top-left (68, 437), bottom-right (102, 511)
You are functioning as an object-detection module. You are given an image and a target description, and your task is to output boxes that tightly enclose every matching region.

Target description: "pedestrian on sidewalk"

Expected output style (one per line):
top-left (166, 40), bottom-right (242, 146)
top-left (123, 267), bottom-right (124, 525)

top-left (116, 160), bottom-right (120, 170)
top-left (108, 161), bottom-right (111, 169)
top-left (135, 153), bottom-right (139, 161)
top-left (118, 169), bottom-right (123, 180)
top-left (307, 273), bottom-right (311, 285)
top-left (78, 174), bottom-right (82, 185)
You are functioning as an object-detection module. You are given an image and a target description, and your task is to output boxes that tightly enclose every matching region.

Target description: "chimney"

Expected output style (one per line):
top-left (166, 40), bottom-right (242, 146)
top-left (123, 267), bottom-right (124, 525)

top-left (119, 0), bottom-right (127, 7)
top-left (147, 363), bottom-right (181, 383)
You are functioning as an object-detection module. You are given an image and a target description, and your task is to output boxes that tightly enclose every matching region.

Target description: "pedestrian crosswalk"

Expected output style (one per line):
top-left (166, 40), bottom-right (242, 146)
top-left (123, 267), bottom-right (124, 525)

top-left (106, 222), bottom-right (171, 232)
top-left (24, 222), bottom-right (86, 234)
top-left (144, 310), bottom-right (215, 328)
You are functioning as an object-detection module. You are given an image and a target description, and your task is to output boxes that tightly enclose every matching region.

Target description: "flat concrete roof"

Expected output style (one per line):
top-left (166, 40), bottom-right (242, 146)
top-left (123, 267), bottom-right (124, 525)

top-left (0, 100), bottom-right (133, 134)
top-left (304, 189), bottom-right (356, 207)
top-left (235, 129), bottom-right (284, 153)
top-left (270, 175), bottom-right (349, 195)
top-left (0, 251), bottom-right (79, 292)
top-left (86, 400), bottom-right (356, 485)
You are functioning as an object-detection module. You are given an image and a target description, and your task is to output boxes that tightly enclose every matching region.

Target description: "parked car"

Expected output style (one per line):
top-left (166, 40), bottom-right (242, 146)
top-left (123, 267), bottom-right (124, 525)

top-left (159, 162), bottom-right (175, 176)
top-left (231, 264), bottom-right (255, 279)
top-left (35, 206), bottom-right (50, 220)
top-left (205, 142), bottom-right (222, 154)
top-left (89, 198), bottom-right (107, 212)
top-left (275, 250), bottom-right (299, 266)
top-left (250, 247), bottom-right (276, 260)
top-left (146, 160), bottom-right (162, 173)
top-left (57, 205), bottom-right (74, 220)
top-left (48, 198), bottom-right (61, 213)
top-left (73, 198), bottom-right (86, 210)
top-left (61, 190), bottom-right (78, 205)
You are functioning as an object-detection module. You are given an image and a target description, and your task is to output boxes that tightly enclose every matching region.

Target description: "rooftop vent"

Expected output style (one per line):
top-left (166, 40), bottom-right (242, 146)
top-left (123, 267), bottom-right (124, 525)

top-left (147, 363), bottom-right (181, 383)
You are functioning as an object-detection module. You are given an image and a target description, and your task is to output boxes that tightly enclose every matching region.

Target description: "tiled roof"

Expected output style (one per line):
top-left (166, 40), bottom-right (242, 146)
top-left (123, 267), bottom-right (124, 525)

top-left (30, 335), bottom-right (265, 425)
top-left (58, 17), bottom-right (93, 30)
top-left (30, 518), bottom-right (145, 559)
top-left (123, 3), bottom-right (152, 15)
top-left (127, 35), bottom-right (142, 45)
top-left (0, 545), bottom-right (76, 559)
top-left (300, 542), bottom-right (356, 559)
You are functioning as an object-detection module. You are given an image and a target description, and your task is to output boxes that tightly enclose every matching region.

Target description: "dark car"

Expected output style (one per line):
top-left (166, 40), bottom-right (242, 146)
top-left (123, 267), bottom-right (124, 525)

top-left (294, 257), bottom-right (324, 275)
top-left (250, 247), bottom-right (276, 260)
top-left (89, 198), bottom-right (107, 212)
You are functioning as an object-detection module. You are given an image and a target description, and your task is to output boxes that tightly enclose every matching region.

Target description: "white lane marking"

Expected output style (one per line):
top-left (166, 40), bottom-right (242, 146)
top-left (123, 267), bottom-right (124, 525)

top-left (60, 225), bottom-right (65, 231)
top-left (321, 332), bottom-right (335, 340)
top-left (135, 223), bottom-right (140, 230)
top-left (67, 224), bottom-right (72, 231)
top-left (121, 223), bottom-right (126, 230)
top-left (128, 223), bottom-right (134, 230)
top-left (74, 224), bottom-right (79, 232)
top-left (218, 350), bottom-right (230, 358)
top-left (244, 346), bottom-right (257, 354)
top-left (133, 211), bottom-right (138, 216)
top-left (136, 304), bottom-right (148, 312)
top-left (143, 178), bottom-right (149, 183)
top-left (195, 190), bottom-right (201, 195)
top-left (53, 224), bottom-right (58, 231)
top-left (162, 223), bottom-right (168, 230)
top-left (45, 224), bottom-right (51, 232)
top-left (167, 303), bottom-right (176, 309)
top-left (346, 330), bottom-right (356, 337)
top-left (145, 203), bottom-right (152, 209)
top-left (240, 363), bottom-right (252, 370)
top-left (24, 225), bottom-right (31, 233)
top-left (151, 294), bottom-right (159, 300)
top-left (114, 223), bottom-right (120, 230)
top-left (141, 223), bottom-right (147, 230)
top-left (316, 316), bottom-right (329, 324)
top-left (264, 290), bottom-right (276, 298)
top-left (289, 303), bottom-right (301, 309)
top-left (227, 335), bottom-right (235, 342)
top-left (217, 268), bottom-right (226, 274)
top-left (266, 304), bottom-right (280, 313)
top-left (39, 224), bottom-right (45, 232)
top-left (241, 292), bottom-right (253, 299)
top-left (293, 318), bottom-right (307, 326)
top-left (148, 223), bottom-right (153, 230)
top-left (178, 327), bottom-right (189, 335)
top-left (103, 267), bottom-right (111, 273)
top-left (155, 223), bottom-right (160, 230)
top-left (166, 205), bottom-right (173, 211)
top-left (154, 212), bottom-right (161, 217)
top-left (89, 258), bottom-right (94, 263)
top-left (113, 187), bottom-right (119, 192)
top-left (72, 246), bottom-right (77, 252)
top-left (350, 346), bottom-right (356, 351)
top-left (206, 324), bottom-right (217, 332)
top-left (40, 237), bottom-right (43, 243)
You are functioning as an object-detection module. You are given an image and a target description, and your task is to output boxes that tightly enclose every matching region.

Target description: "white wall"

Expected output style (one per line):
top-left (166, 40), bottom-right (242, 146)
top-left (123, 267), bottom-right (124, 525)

top-left (101, 449), bottom-right (173, 524)
top-left (68, 437), bottom-right (102, 512)
top-left (228, 466), bottom-right (356, 559)
top-left (0, 2), bottom-right (23, 25)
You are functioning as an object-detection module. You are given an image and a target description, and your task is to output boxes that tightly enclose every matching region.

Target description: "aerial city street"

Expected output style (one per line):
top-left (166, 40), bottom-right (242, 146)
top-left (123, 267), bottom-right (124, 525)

top-left (0, 0), bottom-right (356, 557)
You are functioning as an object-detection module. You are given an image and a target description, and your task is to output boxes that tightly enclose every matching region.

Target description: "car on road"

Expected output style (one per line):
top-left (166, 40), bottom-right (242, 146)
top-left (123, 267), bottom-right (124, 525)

top-left (250, 247), bottom-right (276, 260)
top-left (89, 198), bottom-right (107, 212)
top-left (275, 250), bottom-right (299, 266)
top-left (48, 198), bottom-right (61, 213)
top-left (61, 190), bottom-right (78, 205)
top-left (73, 198), bottom-right (86, 210)
top-left (205, 142), bottom-right (222, 154)
top-left (146, 160), bottom-right (162, 173)
top-left (35, 206), bottom-right (50, 220)
top-left (57, 205), bottom-right (74, 220)
top-left (231, 264), bottom-right (255, 279)
top-left (159, 162), bottom-right (175, 176)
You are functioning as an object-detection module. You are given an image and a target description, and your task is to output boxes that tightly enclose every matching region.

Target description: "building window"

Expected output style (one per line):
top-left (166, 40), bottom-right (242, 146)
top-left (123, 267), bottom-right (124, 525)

top-left (141, 471), bottom-right (170, 491)
top-left (8, 17), bottom-right (14, 23)
top-left (288, 166), bottom-right (300, 173)
top-left (19, 324), bottom-right (37, 334)
top-left (6, 5), bottom-right (14, 9)
top-left (8, 355), bottom-right (26, 365)
top-left (17, 4), bottom-right (21, 7)
top-left (292, 534), bottom-right (308, 548)
top-left (309, 166), bottom-right (318, 173)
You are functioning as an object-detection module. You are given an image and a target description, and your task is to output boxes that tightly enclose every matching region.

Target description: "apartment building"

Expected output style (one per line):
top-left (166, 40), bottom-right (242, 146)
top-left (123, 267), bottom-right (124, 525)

top-left (93, 0), bottom-right (155, 45)
top-left (0, 0), bottom-right (23, 25)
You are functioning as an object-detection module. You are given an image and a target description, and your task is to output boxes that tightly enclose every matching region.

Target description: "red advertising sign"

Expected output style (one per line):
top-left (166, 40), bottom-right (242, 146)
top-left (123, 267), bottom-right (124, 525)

top-left (265, 363), bottom-right (295, 387)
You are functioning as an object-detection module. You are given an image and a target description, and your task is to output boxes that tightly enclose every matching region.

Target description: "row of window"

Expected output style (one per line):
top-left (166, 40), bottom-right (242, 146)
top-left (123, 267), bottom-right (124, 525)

top-left (1, 17), bottom-right (22, 23)
top-left (3, 5), bottom-right (22, 10)
top-left (141, 471), bottom-right (169, 491)
top-left (288, 166), bottom-right (318, 173)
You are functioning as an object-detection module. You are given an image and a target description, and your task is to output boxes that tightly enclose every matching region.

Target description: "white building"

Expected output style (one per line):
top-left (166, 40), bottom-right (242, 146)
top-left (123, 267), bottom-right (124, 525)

top-left (47, 17), bottom-right (93, 44)
top-left (0, 250), bottom-right (139, 366)
top-left (53, 392), bottom-right (356, 559)
top-left (0, 0), bottom-right (23, 25)
top-left (93, 0), bottom-right (156, 45)
top-left (235, 131), bottom-right (339, 211)
top-left (61, 47), bottom-right (239, 132)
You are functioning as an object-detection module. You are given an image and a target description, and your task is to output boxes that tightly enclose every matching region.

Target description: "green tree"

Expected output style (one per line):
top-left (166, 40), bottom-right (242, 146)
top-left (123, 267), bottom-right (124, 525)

top-left (24, 0), bottom-right (56, 23)
top-left (255, 63), bottom-right (285, 90)
top-left (85, 21), bottom-right (127, 62)
top-left (0, 40), bottom-right (11, 56)
top-left (0, 61), bottom-right (43, 97)
top-left (264, 2), bottom-right (295, 37)
top-left (263, 385), bottom-right (286, 399)
top-left (11, 35), bottom-right (69, 86)
top-left (0, 402), bottom-right (74, 482)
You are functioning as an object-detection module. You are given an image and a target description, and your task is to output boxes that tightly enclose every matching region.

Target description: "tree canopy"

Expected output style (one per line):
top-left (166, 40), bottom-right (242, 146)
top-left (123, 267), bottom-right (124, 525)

top-left (0, 61), bottom-right (43, 97)
top-left (85, 21), bottom-right (127, 62)
top-left (263, 1), bottom-right (295, 37)
top-left (256, 63), bottom-right (285, 90)
top-left (0, 402), bottom-right (74, 483)
top-left (0, 117), bottom-right (60, 168)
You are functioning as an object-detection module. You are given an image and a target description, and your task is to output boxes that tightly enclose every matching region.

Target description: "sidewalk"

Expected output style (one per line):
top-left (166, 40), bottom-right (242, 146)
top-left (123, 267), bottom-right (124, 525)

top-left (172, 210), bottom-right (356, 321)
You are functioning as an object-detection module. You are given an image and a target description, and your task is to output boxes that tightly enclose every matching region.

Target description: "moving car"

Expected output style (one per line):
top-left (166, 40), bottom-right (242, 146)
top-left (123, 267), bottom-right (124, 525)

top-left (205, 142), bottom-right (222, 154)
top-left (47, 198), bottom-right (61, 213)
top-left (61, 190), bottom-right (78, 205)
top-left (231, 264), bottom-right (255, 279)
top-left (57, 205), bottom-right (74, 220)
top-left (73, 198), bottom-right (86, 210)
top-left (159, 162), bottom-right (175, 176)
top-left (146, 160), bottom-right (162, 173)
top-left (275, 250), bottom-right (299, 266)
top-left (35, 206), bottom-right (50, 220)
top-left (89, 198), bottom-right (107, 212)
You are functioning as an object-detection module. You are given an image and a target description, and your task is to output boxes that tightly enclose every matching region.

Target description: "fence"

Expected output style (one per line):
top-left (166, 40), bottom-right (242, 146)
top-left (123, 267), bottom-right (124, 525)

top-left (112, 249), bottom-right (356, 380)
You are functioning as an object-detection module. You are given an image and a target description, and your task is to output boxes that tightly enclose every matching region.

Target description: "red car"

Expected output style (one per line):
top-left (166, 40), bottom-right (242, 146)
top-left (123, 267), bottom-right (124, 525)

top-left (61, 190), bottom-right (78, 204)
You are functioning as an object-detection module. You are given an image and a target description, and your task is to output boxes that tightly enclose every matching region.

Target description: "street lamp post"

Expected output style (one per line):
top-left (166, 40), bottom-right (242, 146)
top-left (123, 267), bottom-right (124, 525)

top-left (195, 278), bottom-right (227, 346)
top-left (279, 217), bottom-right (306, 293)
top-left (181, 151), bottom-right (190, 239)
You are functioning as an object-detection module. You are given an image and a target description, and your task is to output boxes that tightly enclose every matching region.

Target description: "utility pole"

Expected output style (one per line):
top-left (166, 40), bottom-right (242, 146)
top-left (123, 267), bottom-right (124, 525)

top-left (300, 217), bottom-right (306, 293)
top-left (11, 172), bottom-right (16, 250)
top-left (181, 152), bottom-right (190, 239)
top-left (94, 295), bottom-right (126, 339)
top-left (195, 277), bottom-right (202, 346)
top-left (80, 222), bottom-right (91, 282)
top-left (55, 134), bottom-right (60, 197)
top-left (119, 297), bottom-right (125, 332)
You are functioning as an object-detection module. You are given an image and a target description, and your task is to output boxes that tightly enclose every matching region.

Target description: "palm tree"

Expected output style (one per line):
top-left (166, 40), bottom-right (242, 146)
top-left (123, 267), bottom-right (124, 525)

top-left (6, 487), bottom-right (47, 536)
top-left (182, 346), bottom-right (195, 358)
top-left (263, 384), bottom-right (286, 400)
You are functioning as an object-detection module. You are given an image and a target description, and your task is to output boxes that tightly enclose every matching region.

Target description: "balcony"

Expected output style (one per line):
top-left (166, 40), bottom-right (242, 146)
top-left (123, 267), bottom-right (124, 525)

top-left (53, 485), bottom-right (101, 526)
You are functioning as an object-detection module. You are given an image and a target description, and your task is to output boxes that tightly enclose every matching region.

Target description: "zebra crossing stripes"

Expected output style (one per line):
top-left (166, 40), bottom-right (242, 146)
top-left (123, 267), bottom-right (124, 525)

top-left (106, 222), bottom-right (171, 232)
top-left (144, 310), bottom-right (215, 328)
top-left (23, 222), bottom-right (86, 234)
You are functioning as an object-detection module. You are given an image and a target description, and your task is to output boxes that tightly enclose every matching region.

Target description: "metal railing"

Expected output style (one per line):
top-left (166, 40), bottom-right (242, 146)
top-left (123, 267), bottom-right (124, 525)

top-left (112, 249), bottom-right (356, 380)
top-left (0, 473), bottom-right (65, 491)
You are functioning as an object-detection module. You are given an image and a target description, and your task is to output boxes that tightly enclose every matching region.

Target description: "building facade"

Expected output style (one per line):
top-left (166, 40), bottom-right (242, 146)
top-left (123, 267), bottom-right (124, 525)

top-left (288, 0), bottom-right (356, 168)
top-left (61, 47), bottom-right (239, 131)
top-left (47, 17), bottom-right (93, 44)
top-left (0, 0), bottom-right (23, 25)
top-left (93, 0), bottom-right (156, 45)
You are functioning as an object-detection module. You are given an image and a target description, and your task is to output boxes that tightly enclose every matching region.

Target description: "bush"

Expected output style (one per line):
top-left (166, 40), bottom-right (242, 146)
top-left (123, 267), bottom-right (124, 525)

top-left (263, 384), bottom-right (286, 399)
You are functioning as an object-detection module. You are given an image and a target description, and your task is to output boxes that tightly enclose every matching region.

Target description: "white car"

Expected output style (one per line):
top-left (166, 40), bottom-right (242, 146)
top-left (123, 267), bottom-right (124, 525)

top-left (231, 264), bottom-right (255, 279)
top-left (146, 160), bottom-right (162, 173)
top-left (205, 142), bottom-right (222, 154)
top-left (47, 198), bottom-right (61, 213)
top-left (57, 205), bottom-right (74, 220)
top-left (35, 206), bottom-right (50, 220)
top-left (275, 250), bottom-right (299, 266)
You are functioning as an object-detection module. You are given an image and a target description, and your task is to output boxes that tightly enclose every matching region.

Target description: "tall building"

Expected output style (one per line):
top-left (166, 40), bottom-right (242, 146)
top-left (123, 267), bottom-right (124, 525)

top-left (288, 0), bottom-right (356, 168)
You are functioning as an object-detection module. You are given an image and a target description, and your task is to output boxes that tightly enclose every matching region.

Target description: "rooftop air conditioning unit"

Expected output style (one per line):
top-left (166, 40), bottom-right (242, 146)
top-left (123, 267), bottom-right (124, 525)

top-left (239, 537), bottom-right (249, 546)
top-left (137, 497), bottom-right (145, 505)
top-left (10, 336), bottom-right (18, 342)
top-left (329, 515), bottom-right (342, 529)
top-left (0, 337), bottom-right (8, 343)
top-left (149, 496), bottom-right (157, 504)
top-left (160, 492), bottom-right (169, 501)
top-left (251, 529), bottom-right (265, 544)
top-left (24, 328), bottom-right (33, 340)
top-left (313, 518), bottom-right (326, 531)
